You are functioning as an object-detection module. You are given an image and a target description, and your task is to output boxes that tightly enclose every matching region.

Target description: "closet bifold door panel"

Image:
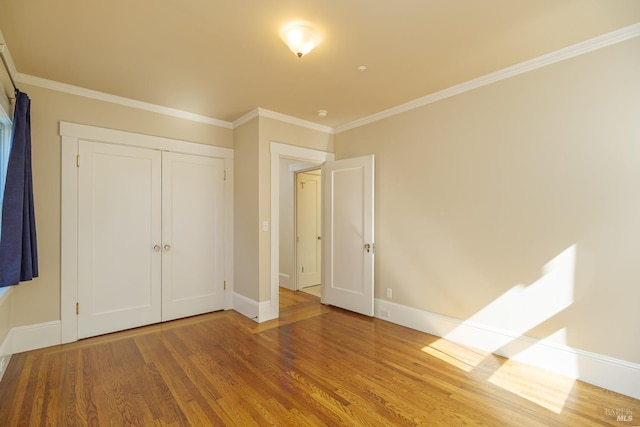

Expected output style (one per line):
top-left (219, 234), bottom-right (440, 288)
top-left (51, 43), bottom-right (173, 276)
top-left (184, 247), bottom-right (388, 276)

top-left (78, 140), bottom-right (163, 339)
top-left (161, 152), bottom-right (225, 321)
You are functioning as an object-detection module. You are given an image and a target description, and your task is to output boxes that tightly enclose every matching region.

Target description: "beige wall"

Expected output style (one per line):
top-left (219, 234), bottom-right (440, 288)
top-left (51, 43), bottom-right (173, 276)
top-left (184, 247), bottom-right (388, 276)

top-left (233, 117), bottom-right (260, 300)
top-left (10, 83), bottom-right (233, 327)
top-left (334, 37), bottom-right (640, 363)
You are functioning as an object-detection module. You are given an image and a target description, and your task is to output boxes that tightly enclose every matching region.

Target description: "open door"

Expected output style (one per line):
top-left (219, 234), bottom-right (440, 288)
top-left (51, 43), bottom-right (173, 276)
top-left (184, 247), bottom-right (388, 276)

top-left (322, 155), bottom-right (374, 316)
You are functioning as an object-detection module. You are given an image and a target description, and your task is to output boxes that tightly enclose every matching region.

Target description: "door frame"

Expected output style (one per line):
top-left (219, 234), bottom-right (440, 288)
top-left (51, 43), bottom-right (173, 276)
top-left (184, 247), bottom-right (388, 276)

top-left (269, 142), bottom-right (334, 321)
top-left (60, 122), bottom-right (234, 344)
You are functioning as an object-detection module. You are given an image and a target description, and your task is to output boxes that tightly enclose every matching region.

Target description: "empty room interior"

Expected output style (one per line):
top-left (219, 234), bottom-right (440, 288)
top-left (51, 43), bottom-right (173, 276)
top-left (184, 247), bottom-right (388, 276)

top-left (0, 1), bottom-right (639, 425)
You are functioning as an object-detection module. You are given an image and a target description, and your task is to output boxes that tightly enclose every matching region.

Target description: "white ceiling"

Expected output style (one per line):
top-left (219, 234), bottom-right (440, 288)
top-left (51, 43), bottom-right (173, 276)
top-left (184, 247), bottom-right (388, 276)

top-left (1, 0), bottom-right (639, 129)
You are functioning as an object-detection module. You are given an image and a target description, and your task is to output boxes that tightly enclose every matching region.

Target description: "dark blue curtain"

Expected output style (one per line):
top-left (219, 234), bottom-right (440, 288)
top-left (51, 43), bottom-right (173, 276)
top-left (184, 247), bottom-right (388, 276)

top-left (0, 90), bottom-right (38, 288)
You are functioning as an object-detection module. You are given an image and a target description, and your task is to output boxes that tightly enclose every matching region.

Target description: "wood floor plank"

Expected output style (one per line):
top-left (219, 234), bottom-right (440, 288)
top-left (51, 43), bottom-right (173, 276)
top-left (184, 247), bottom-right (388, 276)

top-left (0, 288), bottom-right (638, 426)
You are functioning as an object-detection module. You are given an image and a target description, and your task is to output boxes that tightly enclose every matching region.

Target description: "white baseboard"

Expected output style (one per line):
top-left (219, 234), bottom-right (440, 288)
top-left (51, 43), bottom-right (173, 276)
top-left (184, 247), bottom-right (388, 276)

top-left (279, 273), bottom-right (294, 290)
top-left (0, 320), bottom-right (62, 383)
top-left (258, 300), bottom-right (277, 323)
top-left (0, 331), bottom-right (11, 382)
top-left (0, 355), bottom-right (10, 382)
top-left (375, 299), bottom-right (640, 400)
top-left (0, 332), bottom-right (10, 358)
top-left (10, 321), bottom-right (62, 354)
top-left (232, 292), bottom-right (259, 321)
top-left (232, 292), bottom-right (277, 323)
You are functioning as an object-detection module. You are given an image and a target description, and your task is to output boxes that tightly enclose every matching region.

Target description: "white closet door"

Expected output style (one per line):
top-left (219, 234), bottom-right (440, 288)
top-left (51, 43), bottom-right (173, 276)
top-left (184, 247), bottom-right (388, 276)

top-left (78, 141), bottom-right (162, 339)
top-left (161, 152), bottom-right (225, 321)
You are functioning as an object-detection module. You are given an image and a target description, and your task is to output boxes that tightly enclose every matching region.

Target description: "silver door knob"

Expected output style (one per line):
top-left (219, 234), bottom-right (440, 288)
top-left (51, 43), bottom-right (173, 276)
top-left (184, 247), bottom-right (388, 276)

top-left (153, 245), bottom-right (161, 252)
top-left (163, 244), bottom-right (171, 252)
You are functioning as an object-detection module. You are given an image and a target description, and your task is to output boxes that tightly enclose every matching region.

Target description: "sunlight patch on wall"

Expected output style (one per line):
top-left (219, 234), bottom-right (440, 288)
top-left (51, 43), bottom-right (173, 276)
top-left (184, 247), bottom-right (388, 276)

top-left (444, 244), bottom-right (577, 354)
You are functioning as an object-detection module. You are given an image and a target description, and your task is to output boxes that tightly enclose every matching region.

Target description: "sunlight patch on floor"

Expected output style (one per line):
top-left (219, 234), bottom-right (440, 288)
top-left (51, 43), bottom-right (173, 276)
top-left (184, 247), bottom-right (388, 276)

top-left (488, 359), bottom-right (575, 414)
top-left (421, 338), bottom-right (490, 372)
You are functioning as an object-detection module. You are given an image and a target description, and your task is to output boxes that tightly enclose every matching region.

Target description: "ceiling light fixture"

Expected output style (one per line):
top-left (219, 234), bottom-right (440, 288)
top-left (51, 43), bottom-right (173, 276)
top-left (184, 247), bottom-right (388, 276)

top-left (280, 23), bottom-right (321, 58)
top-left (316, 110), bottom-right (328, 118)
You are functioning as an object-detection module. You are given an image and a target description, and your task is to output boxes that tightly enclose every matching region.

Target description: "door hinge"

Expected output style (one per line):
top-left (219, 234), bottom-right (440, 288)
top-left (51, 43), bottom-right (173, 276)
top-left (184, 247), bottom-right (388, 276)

top-left (76, 302), bottom-right (79, 315)
top-left (302, 266), bottom-right (304, 273)
top-left (224, 170), bottom-right (227, 181)
top-left (76, 155), bottom-right (80, 167)
top-left (223, 280), bottom-right (226, 290)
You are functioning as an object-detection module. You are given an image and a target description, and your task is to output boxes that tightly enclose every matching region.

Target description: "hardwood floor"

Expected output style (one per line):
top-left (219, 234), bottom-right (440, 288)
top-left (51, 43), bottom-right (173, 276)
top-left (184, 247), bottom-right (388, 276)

top-left (0, 288), bottom-right (637, 426)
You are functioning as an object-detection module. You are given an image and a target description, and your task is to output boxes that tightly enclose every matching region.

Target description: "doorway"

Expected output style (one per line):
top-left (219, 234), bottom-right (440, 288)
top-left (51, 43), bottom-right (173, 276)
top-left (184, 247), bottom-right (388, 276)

top-left (277, 160), bottom-right (322, 292)
top-left (269, 142), bottom-right (334, 321)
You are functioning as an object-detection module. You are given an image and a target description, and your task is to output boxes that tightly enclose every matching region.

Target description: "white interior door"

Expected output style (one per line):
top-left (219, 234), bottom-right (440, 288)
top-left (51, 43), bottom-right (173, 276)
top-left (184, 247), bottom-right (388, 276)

top-left (296, 171), bottom-right (322, 288)
top-left (322, 155), bottom-right (374, 316)
top-left (78, 140), bottom-right (162, 338)
top-left (161, 152), bottom-right (226, 321)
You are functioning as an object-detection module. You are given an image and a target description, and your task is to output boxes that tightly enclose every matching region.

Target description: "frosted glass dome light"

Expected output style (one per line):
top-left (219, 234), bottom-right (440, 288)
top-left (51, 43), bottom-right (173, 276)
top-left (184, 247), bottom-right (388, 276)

top-left (280, 24), bottom-right (321, 58)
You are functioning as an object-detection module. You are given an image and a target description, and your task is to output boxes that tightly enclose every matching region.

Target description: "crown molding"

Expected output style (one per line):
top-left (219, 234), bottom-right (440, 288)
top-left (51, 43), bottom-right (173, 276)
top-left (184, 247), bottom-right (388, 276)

top-left (335, 22), bottom-right (640, 134)
top-left (258, 108), bottom-right (334, 134)
top-left (15, 73), bottom-right (233, 129)
top-left (232, 108), bottom-right (260, 128)
top-left (232, 107), bottom-right (334, 134)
